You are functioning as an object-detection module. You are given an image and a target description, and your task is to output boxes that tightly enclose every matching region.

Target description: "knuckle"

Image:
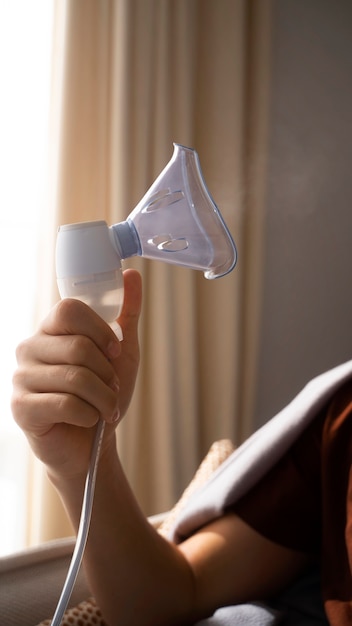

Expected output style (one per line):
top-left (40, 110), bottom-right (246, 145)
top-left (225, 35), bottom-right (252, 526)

top-left (55, 393), bottom-right (99, 427)
top-left (15, 338), bottom-right (32, 364)
top-left (54, 298), bottom-right (87, 327)
top-left (55, 297), bottom-right (78, 319)
top-left (11, 388), bottom-right (28, 426)
top-left (66, 335), bottom-right (92, 364)
top-left (63, 364), bottom-right (86, 388)
top-left (12, 366), bottom-right (23, 389)
top-left (54, 392), bottom-right (74, 416)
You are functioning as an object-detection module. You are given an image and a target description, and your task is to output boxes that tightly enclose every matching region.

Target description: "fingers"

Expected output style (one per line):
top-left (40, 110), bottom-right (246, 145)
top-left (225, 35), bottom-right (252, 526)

top-left (12, 269), bottom-right (143, 437)
top-left (13, 360), bottom-right (119, 431)
top-left (16, 332), bottom-right (118, 387)
top-left (13, 303), bottom-right (119, 435)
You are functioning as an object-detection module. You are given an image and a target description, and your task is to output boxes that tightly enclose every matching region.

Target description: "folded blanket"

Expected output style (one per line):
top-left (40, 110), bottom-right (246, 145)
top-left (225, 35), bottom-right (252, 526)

top-left (169, 359), bottom-right (352, 543)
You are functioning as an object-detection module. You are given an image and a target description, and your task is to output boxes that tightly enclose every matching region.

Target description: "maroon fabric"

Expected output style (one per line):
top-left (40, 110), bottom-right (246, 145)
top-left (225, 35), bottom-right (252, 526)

top-left (231, 407), bottom-right (325, 554)
top-left (230, 380), bottom-right (352, 625)
top-left (321, 381), bottom-right (352, 624)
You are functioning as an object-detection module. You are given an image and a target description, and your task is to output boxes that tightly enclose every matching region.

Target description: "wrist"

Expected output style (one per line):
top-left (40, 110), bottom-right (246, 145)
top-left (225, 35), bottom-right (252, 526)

top-left (46, 429), bottom-right (121, 527)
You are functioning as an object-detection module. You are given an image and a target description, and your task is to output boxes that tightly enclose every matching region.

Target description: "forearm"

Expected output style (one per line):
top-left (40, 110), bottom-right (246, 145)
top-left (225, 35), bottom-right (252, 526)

top-left (49, 438), bottom-right (197, 626)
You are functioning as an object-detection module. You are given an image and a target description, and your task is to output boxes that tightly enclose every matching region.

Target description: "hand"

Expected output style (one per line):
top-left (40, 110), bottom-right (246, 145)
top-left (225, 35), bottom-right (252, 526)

top-left (11, 269), bottom-right (142, 480)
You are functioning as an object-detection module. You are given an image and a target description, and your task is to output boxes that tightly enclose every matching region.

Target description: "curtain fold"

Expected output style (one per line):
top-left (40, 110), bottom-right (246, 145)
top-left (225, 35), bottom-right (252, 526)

top-left (30, 0), bottom-right (272, 543)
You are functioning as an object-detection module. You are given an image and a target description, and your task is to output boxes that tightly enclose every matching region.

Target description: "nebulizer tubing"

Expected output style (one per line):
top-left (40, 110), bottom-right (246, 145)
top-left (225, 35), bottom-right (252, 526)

top-left (51, 420), bottom-right (105, 626)
top-left (52, 144), bottom-right (237, 624)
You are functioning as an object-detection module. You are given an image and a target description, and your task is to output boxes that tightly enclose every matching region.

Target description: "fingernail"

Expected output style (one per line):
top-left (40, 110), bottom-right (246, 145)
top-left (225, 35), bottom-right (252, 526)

top-left (111, 409), bottom-right (120, 423)
top-left (110, 322), bottom-right (123, 341)
top-left (110, 379), bottom-right (120, 393)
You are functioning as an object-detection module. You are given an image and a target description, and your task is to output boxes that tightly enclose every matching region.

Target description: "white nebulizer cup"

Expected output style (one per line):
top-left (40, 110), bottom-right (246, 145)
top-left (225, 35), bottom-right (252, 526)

top-left (56, 221), bottom-right (124, 338)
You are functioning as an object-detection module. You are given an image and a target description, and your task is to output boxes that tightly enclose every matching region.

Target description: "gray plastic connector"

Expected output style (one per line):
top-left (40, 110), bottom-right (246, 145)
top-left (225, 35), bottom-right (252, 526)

top-left (110, 219), bottom-right (141, 260)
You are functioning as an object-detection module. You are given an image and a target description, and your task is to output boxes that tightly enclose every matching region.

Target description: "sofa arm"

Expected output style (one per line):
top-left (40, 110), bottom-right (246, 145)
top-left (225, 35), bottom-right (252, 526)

top-left (0, 537), bottom-right (91, 626)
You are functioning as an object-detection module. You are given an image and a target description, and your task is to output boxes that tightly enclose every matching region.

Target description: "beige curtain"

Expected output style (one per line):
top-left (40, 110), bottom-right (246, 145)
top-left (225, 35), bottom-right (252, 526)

top-left (29, 0), bottom-right (272, 544)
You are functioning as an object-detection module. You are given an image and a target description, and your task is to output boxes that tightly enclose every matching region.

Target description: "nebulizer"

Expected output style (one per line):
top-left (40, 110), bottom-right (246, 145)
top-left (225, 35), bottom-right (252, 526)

top-left (52, 144), bottom-right (237, 625)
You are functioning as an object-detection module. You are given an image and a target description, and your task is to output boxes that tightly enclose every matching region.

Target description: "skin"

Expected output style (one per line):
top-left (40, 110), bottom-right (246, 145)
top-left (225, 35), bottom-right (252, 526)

top-left (12, 268), bottom-right (310, 626)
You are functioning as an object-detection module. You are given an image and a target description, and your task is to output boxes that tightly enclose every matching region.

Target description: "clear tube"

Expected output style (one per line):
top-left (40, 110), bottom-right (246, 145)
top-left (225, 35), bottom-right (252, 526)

top-left (50, 420), bottom-right (106, 626)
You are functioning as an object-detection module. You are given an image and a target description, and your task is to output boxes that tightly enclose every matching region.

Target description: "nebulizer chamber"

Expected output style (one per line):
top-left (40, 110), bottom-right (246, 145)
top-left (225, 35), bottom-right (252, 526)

top-left (56, 144), bottom-right (237, 324)
top-left (56, 221), bottom-right (124, 335)
top-left (52, 144), bottom-right (237, 626)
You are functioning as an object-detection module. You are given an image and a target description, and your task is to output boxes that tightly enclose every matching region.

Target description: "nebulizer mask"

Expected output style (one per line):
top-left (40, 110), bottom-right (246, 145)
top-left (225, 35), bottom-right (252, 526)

top-left (52, 144), bottom-right (237, 625)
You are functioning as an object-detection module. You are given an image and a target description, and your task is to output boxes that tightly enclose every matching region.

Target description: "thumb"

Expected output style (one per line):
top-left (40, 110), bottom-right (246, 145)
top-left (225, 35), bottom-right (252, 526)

top-left (112, 269), bottom-right (142, 419)
top-left (118, 268), bottom-right (142, 340)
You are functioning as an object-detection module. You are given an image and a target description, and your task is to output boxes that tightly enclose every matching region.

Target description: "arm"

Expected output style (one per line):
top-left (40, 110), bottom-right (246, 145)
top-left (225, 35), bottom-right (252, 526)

top-left (59, 450), bottom-right (309, 626)
top-left (12, 268), bottom-right (309, 625)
